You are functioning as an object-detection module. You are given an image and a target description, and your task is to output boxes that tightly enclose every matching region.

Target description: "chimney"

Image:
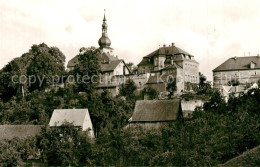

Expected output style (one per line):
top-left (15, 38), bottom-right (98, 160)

top-left (116, 55), bottom-right (118, 58)
top-left (163, 44), bottom-right (166, 47)
top-left (257, 54), bottom-right (260, 58)
top-left (171, 43), bottom-right (175, 46)
top-left (233, 56), bottom-right (237, 60)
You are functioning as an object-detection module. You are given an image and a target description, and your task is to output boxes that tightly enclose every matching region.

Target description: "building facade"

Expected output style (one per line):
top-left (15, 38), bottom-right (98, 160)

top-left (213, 56), bottom-right (260, 89)
top-left (138, 44), bottom-right (199, 95)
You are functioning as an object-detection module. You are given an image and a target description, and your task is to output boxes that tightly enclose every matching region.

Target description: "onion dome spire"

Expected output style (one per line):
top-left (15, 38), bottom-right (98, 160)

top-left (98, 9), bottom-right (111, 48)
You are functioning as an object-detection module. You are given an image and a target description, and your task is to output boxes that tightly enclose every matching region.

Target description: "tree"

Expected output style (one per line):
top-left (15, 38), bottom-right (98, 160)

top-left (0, 43), bottom-right (66, 101)
top-left (199, 72), bottom-right (207, 88)
top-left (27, 43), bottom-right (65, 92)
top-left (166, 77), bottom-right (176, 98)
top-left (73, 47), bottom-right (101, 93)
top-left (141, 87), bottom-right (158, 100)
top-left (126, 62), bottom-right (134, 71)
top-left (119, 79), bottom-right (137, 100)
top-left (203, 90), bottom-right (226, 113)
top-left (194, 72), bottom-right (213, 95)
top-left (228, 79), bottom-right (240, 86)
top-left (36, 123), bottom-right (92, 166)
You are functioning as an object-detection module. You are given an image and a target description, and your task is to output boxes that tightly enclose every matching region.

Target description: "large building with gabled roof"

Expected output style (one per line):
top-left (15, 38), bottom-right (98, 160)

top-left (213, 55), bottom-right (260, 89)
top-left (138, 43), bottom-right (199, 95)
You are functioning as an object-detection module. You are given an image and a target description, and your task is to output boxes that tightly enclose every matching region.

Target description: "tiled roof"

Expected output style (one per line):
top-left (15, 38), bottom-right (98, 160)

top-left (144, 45), bottom-right (192, 58)
top-left (0, 125), bottom-right (42, 140)
top-left (49, 109), bottom-right (90, 127)
top-left (138, 58), bottom-right (153, 66)
top-left (67, 52), bottom-right (119, 69)
top-left (131, 100), bottom-right (182, 122)
top-left (213, 56), bottom-right (260, 72)
top-left (100, 59), bottom-right (122, 72)
top-left (67, 53), bottom-right (122, 72)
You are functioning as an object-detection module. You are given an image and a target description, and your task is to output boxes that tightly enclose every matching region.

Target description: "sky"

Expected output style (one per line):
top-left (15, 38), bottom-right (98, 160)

top-left (1, 0), bottom-right (260, 81)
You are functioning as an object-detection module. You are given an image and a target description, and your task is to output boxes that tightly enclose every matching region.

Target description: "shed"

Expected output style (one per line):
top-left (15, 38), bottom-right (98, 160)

top-left (49, 109), bottom-right (94, 138)
top-left (127, 99), bottom-right (183, 129)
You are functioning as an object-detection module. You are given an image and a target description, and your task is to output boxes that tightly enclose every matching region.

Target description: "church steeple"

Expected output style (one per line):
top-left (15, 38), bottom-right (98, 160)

top-left (98, 9), bottom-right (111, 48)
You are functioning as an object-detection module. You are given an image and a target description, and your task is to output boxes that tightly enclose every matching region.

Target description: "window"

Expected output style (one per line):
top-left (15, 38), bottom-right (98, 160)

top-left (155, 57), bottom-right (158, 66)
top-left (149, 66), bottom-right (152, 71)
top-left (142, 67), bottom-right (146, 74)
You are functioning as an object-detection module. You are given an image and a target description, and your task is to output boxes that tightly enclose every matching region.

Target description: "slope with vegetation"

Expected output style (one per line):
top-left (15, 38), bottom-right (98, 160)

top-left (0, 44), bottom-right (259, 166)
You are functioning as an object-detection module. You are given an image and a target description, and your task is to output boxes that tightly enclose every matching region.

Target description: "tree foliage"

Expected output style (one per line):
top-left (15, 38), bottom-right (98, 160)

top-left (141, 87), bottom-right (158, 100)
top-left (72, 47), bottom-right (101, 93)
top-left (0, 43), bottom-right (65, 101)
top-left (36, 123), bottom-right (92, 166)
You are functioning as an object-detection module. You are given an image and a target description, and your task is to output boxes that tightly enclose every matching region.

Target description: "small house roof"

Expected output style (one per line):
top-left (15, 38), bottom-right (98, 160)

top-left (131, 100), bottom-right (182, 122)
top-left (100, 59), bottom-right (122, 72)
top-left (0, 125), bottom-right (42, 140)
top-left (49, 109), bottom-right (90, 127)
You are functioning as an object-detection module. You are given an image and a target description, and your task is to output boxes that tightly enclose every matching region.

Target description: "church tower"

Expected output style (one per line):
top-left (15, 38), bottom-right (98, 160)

top-left (98, 10), bottom-right (113, 54)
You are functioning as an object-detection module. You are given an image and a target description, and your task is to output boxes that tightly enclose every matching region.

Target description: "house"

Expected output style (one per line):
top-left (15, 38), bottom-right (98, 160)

top-left (49, 109), bottom-right (94, 138)
top-left (126, 99), bottom-right (183, 129)
top-left (137, 43), bottom-right (199, 95)
top-left (67, 12), bottom-right (131, 96)
top-left (213, 56), bottom-right (260, 89)
top-left (220, 85), bottom-right (244, 102)
top-left (181, 100), bottom-right (205, 117)
top-left (0, 125), bottom-right (42, 140)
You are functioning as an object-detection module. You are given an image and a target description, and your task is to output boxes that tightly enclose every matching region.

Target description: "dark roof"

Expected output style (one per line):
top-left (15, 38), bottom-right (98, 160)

top-left (144, 45), bottom-right (192, 58)
top-left (0, 125), bottom-right (42, 140)
top-left (100, 59), bottom-right (122, 72)
top-left (138, 58), bottom-right (153, 66)
top-left (213, 56), bottom-right (260, 72)
top-left (67, 52), bottom-right (122, 72)
top-left (67, 51), bottom-right (119, 69)
top-left (131, 100), bottom-right (182, 122)
top-left (67, 55), bottom-right (79, 68)
top-left (138, 45), bottom-right (197, 67)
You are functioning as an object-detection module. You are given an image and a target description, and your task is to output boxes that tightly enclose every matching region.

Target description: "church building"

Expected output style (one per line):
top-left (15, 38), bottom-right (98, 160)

top-left (67, 11), bottom-right (131, 95)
